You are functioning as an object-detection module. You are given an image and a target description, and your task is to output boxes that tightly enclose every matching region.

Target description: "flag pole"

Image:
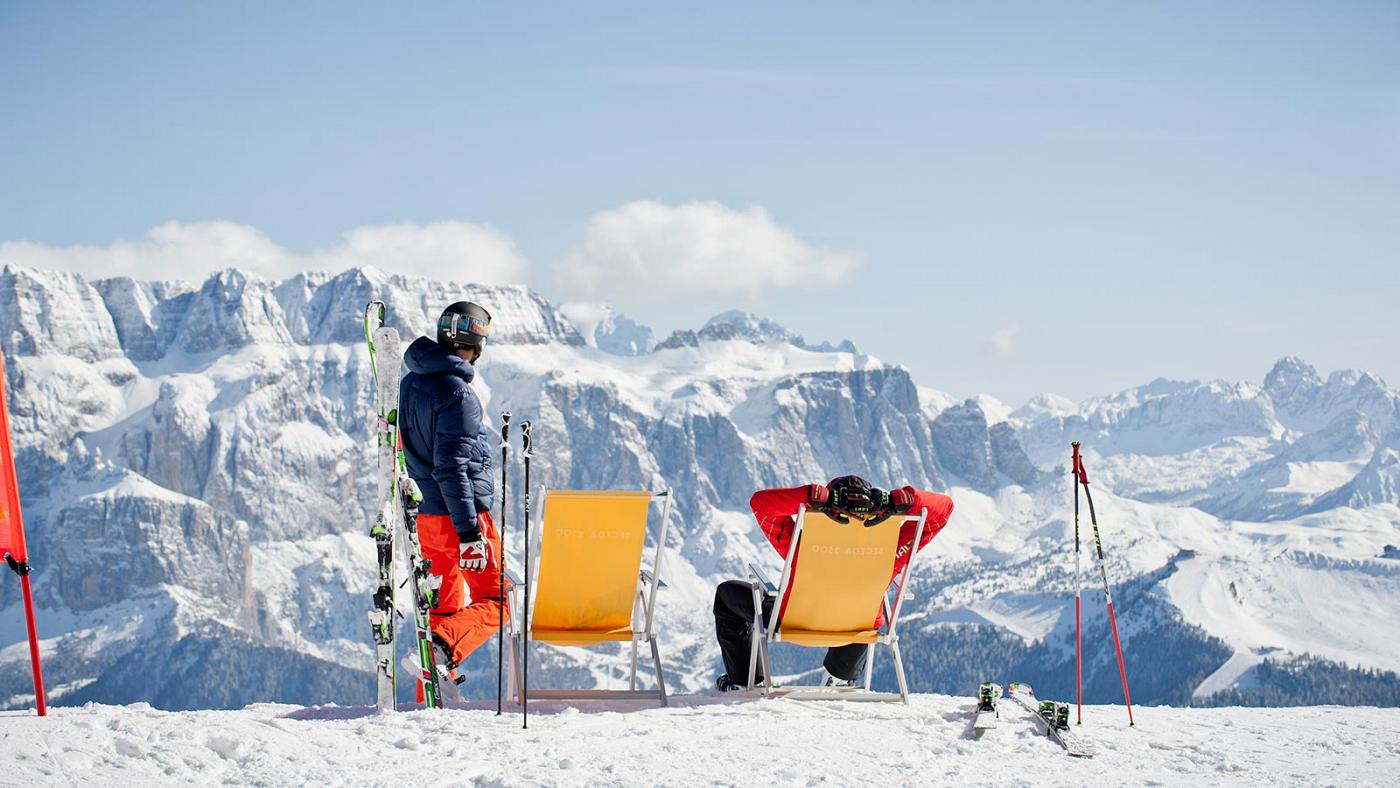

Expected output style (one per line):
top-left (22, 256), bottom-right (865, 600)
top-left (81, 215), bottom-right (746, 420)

top-left (1, 345), bottom-right (47, 716)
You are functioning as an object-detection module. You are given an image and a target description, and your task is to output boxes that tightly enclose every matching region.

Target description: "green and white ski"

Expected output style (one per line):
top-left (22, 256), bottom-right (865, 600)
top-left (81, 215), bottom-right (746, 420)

top-left (364, 300), bottom-right (443, 710)
top-left (1007, 682), bottom-right (1095, 758)
top-left (364, 301), bottom-right (397, 712)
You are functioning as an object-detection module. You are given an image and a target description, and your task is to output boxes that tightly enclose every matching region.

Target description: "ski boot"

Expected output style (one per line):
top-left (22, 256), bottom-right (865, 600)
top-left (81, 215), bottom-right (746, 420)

top-left (401, 635), bottom-right (466, 704)
top-left (822, 670), bottom-right (859, 689)
top-left (977, 681), bottom-right (997, 712)
top-left (1038, 699), bottom-right (1057, 729)
top-left (716, 673), bottom-right (763, 692)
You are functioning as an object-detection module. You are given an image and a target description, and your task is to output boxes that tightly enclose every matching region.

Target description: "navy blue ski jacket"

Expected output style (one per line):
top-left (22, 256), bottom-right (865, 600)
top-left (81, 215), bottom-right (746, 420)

top-left (399, 336), bottom-right (493, 541)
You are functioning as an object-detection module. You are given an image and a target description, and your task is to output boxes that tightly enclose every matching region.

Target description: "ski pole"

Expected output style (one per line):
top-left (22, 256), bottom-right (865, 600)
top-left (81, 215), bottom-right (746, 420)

top-left (520, 420), bottom-right (533, 730)
top-left (1074, 446), bottom-right (1135, 727)
top-left (497, 410), bottom-right (511, 716)
top-left (1072, 442), bottom-right (1083, 726)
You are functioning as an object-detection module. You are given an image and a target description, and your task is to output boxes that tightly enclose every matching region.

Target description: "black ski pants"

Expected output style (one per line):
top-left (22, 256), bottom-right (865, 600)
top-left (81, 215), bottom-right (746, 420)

top-left (713, 579), bottom-right (869, 683)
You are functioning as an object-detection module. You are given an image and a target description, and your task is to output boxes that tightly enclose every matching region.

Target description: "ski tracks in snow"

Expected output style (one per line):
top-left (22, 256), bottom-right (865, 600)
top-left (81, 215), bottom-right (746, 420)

top-left (0, 697), bottom-right (1397, 786)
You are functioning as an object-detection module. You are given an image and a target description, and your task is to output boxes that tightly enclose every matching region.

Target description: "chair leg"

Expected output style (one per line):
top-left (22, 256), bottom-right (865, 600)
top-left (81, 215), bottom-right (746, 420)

top-left (630, 640), bottom-right (639, 691)
top-left (891, 639), bottom-right (910, 706)
top-left (509, 633), bottom-right (523, 703)
top-left (758, 637), bottom-right (773, 697)
top-left (650, 636), bottom-right (668, 706)
top-left (746, 583), bottom-right (764, 690)
top-left (863, 644), bottom-right (875, 691)
top-left (631, 588), bottom-right (645, 691)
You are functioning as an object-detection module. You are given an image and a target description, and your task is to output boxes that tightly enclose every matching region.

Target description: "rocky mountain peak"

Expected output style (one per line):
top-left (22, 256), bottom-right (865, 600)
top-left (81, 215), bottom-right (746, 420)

top-left (656, 310), bottom-right (857, 353)
top-left (701, 310), bottom-right (795, 342)
top-left (1264, 356), bottom-right (1323, 403)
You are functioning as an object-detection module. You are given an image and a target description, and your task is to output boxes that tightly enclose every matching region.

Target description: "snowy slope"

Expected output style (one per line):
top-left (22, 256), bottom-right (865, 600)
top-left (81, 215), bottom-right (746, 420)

top-left (1, 697), bottom-right (1397, 787)
top-left (2, 262), bottom-right (1400, 712)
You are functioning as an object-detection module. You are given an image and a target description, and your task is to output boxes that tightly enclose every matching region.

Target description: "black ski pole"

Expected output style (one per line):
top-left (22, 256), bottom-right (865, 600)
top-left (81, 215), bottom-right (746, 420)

top-left (520, 420), bottom-right (533, 730)
top-left (497, 410), bottom-right (510, 716)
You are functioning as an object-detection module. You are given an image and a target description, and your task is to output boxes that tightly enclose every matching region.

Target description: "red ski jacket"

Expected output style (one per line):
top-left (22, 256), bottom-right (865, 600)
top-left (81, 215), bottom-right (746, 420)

top-left (749, 485), bottom-right (955, 624)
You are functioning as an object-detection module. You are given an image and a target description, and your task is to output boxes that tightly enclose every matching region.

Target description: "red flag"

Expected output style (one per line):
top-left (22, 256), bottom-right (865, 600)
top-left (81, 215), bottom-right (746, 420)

top-left (0, 348), bottom-right (29, 563)
top-left (0, 343), bottom-right (45, 715)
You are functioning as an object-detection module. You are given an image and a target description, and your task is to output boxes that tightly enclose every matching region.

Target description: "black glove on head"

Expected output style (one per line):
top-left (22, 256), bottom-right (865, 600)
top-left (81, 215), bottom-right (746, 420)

top-left (865, 486), bottom-right (916, 527)
top-left (827, 475), bottom-right (874, 518)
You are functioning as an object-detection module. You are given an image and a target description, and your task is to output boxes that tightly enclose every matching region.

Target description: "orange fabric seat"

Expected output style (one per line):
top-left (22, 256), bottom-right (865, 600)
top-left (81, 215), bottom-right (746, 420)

top-left (512, 489), bottom-right (673, 705)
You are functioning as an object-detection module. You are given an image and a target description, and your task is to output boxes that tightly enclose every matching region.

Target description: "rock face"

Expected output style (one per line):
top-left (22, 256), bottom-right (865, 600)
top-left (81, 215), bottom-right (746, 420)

top-left (990, 422), bottom-right (1042, 487)
top-left (931, 400), bottom-right (996, 489)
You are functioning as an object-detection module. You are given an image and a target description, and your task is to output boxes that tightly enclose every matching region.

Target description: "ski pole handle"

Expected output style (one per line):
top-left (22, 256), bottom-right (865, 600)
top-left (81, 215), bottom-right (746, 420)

top-left (500, 410), bottom-right (511, 447)
top-left (1071, 441), bottom-right (1090, 485)
top-left (521, 420), bottom-right (533, 457)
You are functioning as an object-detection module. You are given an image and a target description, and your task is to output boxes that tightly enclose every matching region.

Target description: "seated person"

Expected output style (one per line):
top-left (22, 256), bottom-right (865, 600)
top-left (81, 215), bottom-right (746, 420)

top-left (713, 475), bottom-right (955, 691)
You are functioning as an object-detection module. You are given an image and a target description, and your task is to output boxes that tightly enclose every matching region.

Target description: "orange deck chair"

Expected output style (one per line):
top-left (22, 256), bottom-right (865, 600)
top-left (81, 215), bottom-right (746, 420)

top-left (746, 503), bottom-right (929, 703)
top-left (510, 489), bottom-right (673, 705)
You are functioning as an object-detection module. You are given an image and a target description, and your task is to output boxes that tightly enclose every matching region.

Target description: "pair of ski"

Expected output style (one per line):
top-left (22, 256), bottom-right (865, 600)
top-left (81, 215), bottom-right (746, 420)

top-left (975, 681), bottom-right (1095, 758)
top-left (365, 301), bottom-right (443, 710)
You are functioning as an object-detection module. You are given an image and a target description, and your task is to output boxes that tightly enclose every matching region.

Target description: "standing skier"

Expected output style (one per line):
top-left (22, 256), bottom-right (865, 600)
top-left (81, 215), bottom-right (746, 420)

top-left (712, 475), bottom-right (954, 691)
top-left (399, 301), bottom-right (505, 693)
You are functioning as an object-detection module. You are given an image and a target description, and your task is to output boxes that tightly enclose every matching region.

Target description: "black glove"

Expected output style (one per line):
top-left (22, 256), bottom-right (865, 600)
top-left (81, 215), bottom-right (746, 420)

top-left (827, 475), bottom-right (874, 521)
top-left (864, 488), bottom-right (892, 526)
top-left (805, 483), bottom-right (847, 523)
top-left (861, 486), bottom-right (915, 527)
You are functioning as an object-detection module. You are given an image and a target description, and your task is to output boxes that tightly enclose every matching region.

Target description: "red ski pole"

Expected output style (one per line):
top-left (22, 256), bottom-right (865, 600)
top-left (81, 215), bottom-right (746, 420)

top-left (1076, 447), bottom-right (1135, 726)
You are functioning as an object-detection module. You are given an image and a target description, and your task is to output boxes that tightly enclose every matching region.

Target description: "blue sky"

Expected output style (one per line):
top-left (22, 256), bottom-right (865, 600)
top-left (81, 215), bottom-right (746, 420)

top-left (2, 2), bottom-right (1397, 403)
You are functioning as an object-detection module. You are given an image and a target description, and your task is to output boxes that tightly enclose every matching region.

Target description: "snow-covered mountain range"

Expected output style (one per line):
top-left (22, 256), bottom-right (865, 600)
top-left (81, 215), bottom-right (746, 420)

top-left (2, 263), bottom-right (1397, 711)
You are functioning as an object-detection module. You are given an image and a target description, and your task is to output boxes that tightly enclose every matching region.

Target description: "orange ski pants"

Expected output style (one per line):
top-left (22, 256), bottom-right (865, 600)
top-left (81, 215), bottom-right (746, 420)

top-left (417, 511), bottom-right (508, 666)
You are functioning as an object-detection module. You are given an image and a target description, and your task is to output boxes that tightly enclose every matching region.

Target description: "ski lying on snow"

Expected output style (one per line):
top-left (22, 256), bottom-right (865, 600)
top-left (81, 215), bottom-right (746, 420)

top-left (973, 681), bottom-right (1002, 734)
top-left (1006, 682), bottom-right (1095, 758)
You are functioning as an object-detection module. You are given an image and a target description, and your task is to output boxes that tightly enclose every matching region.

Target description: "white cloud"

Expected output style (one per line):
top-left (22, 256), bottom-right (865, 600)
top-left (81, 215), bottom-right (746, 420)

top-left (986, 321), bottom-right (1022, 358)
top-left (555, 201), bottom-right (861, 302)
top-left (0, 220), bottom-right (528, 284)
top-left (309, 222), bottom-right (527, 282)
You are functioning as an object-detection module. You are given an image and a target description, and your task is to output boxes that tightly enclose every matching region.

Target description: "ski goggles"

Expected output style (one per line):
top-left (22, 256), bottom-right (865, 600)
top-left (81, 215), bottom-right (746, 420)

top-left (439, 313), bottom-right (492, 345)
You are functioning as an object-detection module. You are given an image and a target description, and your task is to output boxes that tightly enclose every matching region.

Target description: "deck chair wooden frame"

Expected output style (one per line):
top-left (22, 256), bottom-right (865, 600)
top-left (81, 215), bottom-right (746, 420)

top-left (508, 488), bottom-right (673, 706)
top-left (745, 504), bottom-right (928, 704)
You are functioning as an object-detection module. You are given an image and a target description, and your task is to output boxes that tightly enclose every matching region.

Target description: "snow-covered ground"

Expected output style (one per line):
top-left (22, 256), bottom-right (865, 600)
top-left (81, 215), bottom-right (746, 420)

top-left (2, 695), bottom-right (1397, 787)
